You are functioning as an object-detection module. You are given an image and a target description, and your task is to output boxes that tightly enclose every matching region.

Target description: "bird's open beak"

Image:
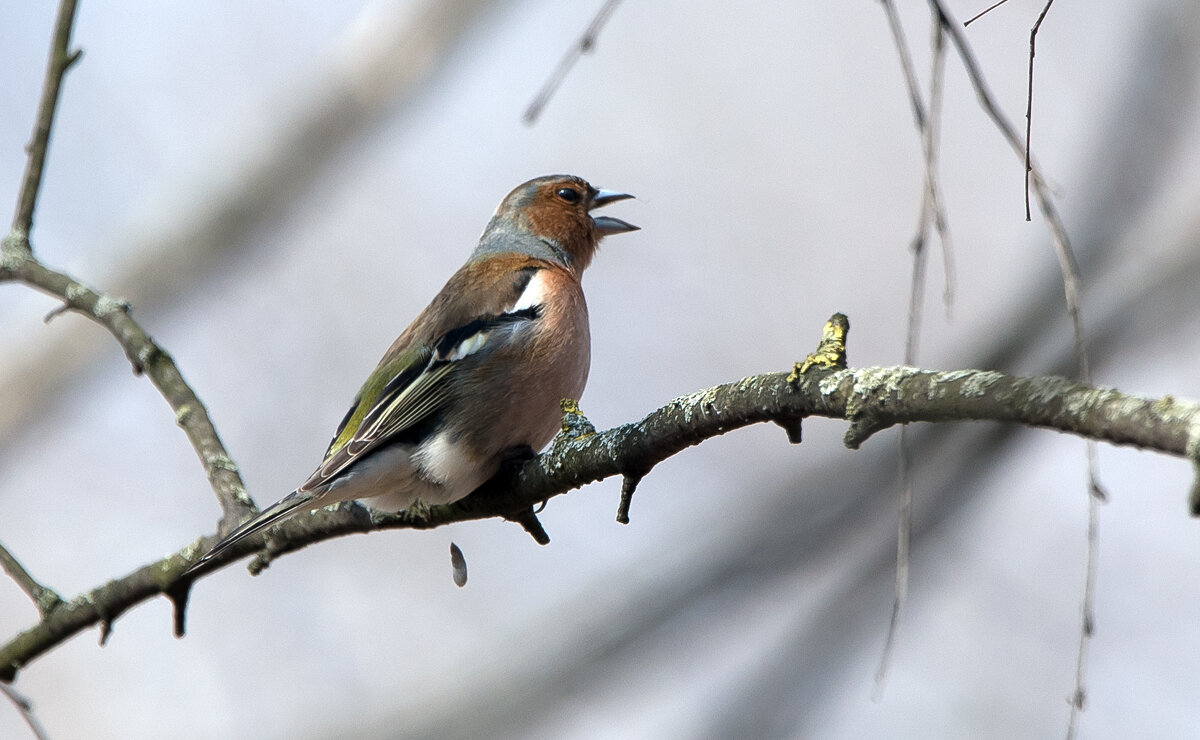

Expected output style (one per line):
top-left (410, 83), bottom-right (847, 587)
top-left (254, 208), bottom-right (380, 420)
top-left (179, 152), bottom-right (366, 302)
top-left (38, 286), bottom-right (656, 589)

top-left (590, 189), bottom-right (639, 235)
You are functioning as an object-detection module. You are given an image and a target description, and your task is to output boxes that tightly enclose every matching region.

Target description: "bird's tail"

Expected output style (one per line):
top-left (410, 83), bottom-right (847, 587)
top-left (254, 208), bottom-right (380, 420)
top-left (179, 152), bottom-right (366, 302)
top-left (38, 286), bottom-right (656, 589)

top-left (185, 491), bottom-right (318, 574)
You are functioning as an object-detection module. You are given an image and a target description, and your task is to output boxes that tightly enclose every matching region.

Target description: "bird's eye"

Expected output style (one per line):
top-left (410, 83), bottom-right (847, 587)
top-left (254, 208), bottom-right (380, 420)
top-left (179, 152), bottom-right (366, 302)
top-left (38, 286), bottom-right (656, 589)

top-left (556, 187), bottom-right (582, 204)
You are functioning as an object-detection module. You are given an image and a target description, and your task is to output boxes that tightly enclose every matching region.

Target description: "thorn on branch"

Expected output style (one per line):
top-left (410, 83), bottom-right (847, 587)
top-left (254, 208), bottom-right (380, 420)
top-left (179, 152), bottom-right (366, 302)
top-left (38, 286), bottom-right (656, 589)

top-left (616, 471), bottom-right (644, 524)
top-left (65, 47), bottom-right (83, 70)
top-left (166, 583), bottom-right (191, 638)
top-left (42, 303), bottom-right (70, 323)
top-left (507, 507), bottom-right (550, 545)
top-left (843, 418), bottom-right (887, 450)
top-left (98, 619), bottom-right (113, 647)
top-left (774, 415), bottom-right (803, 444)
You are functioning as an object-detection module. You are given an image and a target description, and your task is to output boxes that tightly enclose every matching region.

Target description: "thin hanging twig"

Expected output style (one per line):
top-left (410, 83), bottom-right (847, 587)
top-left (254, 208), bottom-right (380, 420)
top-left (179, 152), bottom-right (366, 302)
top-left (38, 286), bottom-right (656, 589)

top-left (522, 0), bottom-right (625, 125)
top-left (963, 0), bottom-right (1012, 27)
top-left (1025, 0), bottom-right (1057, 220)
top-left (873, 1), bottom-right (951, 692)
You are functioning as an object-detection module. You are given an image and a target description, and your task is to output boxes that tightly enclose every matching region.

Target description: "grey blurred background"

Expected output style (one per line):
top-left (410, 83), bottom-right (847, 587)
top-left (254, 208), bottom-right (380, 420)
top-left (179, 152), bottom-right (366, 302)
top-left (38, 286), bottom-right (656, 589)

top-left (3, 1), bottom-right (1199, 737)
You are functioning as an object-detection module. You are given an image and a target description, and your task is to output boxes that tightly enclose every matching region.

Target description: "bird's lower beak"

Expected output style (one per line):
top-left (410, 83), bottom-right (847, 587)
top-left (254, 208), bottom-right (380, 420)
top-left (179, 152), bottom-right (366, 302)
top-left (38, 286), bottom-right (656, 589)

top-left (590, 189), bottom-right (638, 235)
top-left (592, 216), bottom-right (639, 235)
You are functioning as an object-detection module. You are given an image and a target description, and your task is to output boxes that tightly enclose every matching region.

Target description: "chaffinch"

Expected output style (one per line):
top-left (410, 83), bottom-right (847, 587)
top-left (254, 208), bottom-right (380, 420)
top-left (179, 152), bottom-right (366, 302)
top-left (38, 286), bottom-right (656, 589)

top-left (189, 175), bottom-right (637, 570)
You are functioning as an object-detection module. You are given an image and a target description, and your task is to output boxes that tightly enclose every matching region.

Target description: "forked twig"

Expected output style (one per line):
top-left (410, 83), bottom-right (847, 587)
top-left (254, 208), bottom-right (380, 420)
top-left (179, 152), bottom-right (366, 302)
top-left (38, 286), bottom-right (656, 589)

top-left (944, 3), bottom-right (1103, 735)
top-left (0, 542), bottom-right (63, 618)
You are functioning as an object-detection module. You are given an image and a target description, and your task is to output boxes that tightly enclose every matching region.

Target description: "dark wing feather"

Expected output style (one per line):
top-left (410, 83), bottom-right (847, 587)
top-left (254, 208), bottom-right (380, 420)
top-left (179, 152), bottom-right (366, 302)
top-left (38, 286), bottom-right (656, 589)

top-left (300, 305), bottom-right (543, 493)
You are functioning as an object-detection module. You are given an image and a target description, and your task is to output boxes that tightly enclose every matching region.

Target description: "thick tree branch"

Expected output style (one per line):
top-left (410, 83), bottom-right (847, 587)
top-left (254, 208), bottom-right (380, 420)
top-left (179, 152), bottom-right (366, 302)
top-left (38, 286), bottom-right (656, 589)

top-left (9, 0), bottom-right (81, 242)
top-left (0, 250), bottom-right (254, 530)
top-left (4, 358), bottom-right (1198, 682)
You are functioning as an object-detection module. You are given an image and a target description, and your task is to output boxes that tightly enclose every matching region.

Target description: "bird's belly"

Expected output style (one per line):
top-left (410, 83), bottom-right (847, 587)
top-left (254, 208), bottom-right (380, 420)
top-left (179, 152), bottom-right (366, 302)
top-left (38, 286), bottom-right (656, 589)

top-left (322, 444), bottom-right (448, 513)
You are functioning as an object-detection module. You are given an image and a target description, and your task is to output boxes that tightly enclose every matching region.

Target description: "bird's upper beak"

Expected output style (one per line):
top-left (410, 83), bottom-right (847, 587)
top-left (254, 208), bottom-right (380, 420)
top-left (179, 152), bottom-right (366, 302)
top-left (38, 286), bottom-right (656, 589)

top-left (589, 189), bottom-right (639, 236)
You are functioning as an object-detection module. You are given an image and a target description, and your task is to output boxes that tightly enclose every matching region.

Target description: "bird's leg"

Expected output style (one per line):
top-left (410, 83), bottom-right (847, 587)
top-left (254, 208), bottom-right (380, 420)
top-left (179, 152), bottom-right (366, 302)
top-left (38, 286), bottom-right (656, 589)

top-left (402, 499), bottom-right (432, 522)
top-left (499, 444), bottom-right (536, 474)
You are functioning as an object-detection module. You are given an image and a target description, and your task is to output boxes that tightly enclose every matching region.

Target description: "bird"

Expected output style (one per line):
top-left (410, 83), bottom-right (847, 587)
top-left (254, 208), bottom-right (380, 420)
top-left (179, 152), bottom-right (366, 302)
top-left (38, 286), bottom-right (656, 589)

top-left (187, 174), bottom-right (637, 572)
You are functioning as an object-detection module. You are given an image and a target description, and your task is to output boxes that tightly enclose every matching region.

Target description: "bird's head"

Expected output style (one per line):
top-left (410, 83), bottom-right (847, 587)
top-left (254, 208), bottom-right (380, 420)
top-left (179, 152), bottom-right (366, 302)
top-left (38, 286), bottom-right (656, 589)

top-left (480, 175), bottom-right (638, 273)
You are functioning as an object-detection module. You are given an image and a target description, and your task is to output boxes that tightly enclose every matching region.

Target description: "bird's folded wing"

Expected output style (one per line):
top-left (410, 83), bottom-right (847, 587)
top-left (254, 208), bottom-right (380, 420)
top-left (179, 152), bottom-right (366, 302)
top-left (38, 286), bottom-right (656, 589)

top-left (298, 306), bottom-right (543, 492)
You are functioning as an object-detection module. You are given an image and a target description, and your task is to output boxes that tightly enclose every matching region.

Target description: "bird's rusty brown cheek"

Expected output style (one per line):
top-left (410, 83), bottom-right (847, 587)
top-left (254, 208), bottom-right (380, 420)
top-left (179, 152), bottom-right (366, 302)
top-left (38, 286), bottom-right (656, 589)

top-left (527, 206), bottom-right (591, 249)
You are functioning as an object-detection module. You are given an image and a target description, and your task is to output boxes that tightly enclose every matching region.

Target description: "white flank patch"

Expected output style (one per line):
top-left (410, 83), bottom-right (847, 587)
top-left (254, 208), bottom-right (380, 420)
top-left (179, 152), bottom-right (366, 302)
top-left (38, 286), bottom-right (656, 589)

top-left (441, 270), bottom-right (547, 363)
top-left (414, 430), bottom-right (487, 500)
top-left (511, 269), bottom-right (550, 312)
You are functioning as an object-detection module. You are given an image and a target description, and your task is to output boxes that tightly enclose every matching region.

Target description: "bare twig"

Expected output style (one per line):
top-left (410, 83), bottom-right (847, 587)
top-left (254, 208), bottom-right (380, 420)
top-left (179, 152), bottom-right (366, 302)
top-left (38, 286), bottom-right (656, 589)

top-left (876, 0), bottom-right (921, 691)
top-left (1068, 459), bottom-right (1106, 739)
top-left (3, 0), bottom-right (254, 530)
top-left (882, 0), bottom-right (928, 130)
top-left (0, 543), bottom-right (63, 618)
top-left (1025, 0), bottom-right (1057, 220)
top-left (4, 355), bottom-right (1199, 682)
top-left (929, 0), bottom-right (1032, 171)
top-left (933, 0), bottom-right (1080, 324)
top-left (9, 0), bottom-right (81, 243)
top-left (875, 1), bottom-right (955, 692)
top-left (1, 683), bottom-right (49, 740)
top-left (925, 23), bottom-right (954, 312)
top-left (522, 0), bottom-right (625, 125)
top-left (882, 2), bottom-right (955, 318)
top-left (937, 4), bottom-right (1105, 731)
top-left (0, 252), bottom-right (254, 532)
top-left (963, 0), bottom-right (1012, 27)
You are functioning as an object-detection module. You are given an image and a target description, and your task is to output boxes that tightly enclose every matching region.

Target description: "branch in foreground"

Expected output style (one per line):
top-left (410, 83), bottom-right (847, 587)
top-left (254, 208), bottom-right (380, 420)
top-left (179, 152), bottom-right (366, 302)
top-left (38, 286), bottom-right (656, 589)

top-left (4, 356), bottom-right (1199, 682)
top-left (0, 248), bottom-right (254, 531)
